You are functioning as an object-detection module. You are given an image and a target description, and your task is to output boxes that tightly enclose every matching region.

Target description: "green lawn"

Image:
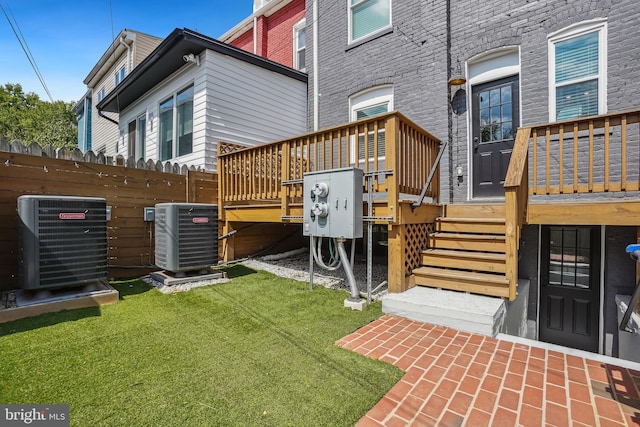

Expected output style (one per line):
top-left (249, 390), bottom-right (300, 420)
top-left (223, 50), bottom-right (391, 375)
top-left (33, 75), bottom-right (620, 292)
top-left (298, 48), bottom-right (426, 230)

top-left (0, 266), bottom-right (402, 426)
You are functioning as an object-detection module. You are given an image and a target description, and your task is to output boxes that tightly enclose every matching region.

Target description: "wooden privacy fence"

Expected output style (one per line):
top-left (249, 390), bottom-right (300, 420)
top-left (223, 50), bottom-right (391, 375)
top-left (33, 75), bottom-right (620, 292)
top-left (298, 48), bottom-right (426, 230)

top-left (217, 111), bottom-right (441, 222)
top-left (0, 148), bottom-right (217, 292)
top-left (0, 138), bottom-right (205, 175)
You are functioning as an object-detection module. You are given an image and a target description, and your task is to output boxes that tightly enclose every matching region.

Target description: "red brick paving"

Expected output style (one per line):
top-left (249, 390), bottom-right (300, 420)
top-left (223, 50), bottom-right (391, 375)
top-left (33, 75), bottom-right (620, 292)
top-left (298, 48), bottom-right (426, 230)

top-left (339, 315), bottom-right (640, 426)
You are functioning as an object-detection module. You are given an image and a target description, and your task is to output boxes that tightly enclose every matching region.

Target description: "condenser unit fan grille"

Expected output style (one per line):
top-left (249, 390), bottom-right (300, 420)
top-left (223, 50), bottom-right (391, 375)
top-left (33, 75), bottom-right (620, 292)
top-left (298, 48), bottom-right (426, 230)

top-left (176, 206), bottom-right (217, 269)
top-left (18, 196), bottom-right (108, 289)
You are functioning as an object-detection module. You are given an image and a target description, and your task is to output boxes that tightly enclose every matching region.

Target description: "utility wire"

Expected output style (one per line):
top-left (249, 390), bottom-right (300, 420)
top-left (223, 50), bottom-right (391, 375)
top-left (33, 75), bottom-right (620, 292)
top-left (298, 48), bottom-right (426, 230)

top-left (0, 1), bottom-right (54, 102)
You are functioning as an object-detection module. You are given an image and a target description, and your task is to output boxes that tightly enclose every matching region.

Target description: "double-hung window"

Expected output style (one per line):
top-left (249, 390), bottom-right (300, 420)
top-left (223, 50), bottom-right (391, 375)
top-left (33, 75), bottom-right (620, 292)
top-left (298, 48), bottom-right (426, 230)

top-left (97, 87), bottom-right (105, 102)
top-left (115, 66), bottom-right (125, 86)
top-left (349, 0), bottom-right (391, 43)
top-left (349, 86), bottom-right (393, 164)
top-left (293, 19), bottom-right (306, 72)
top-left (549, 20), bottom-right (607, 121)
top-left (159, 85), bottom-right (194, 161)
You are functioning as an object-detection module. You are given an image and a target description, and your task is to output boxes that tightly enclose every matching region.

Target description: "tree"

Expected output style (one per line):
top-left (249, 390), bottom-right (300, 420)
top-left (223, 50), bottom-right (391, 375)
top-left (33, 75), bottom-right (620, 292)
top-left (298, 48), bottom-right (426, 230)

top-left (0, 83), bottom-right (77, 149)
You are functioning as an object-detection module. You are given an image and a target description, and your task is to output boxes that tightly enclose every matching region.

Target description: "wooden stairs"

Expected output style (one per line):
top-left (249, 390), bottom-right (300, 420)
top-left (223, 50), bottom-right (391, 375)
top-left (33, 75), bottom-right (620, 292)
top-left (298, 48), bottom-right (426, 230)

top-left (413, 203), bottom-right (511, 299)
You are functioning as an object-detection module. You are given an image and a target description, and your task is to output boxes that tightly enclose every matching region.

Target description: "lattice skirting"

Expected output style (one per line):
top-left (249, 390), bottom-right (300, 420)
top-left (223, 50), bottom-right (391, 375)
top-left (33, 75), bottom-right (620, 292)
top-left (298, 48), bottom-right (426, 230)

top-left (403, 223), bottom-right (433, 276)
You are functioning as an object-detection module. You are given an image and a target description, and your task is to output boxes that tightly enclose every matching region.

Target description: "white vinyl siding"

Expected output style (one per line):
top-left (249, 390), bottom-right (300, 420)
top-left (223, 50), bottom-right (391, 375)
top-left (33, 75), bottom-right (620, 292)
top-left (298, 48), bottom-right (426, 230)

top-left (349, 0), bottom-right (391, 43)
top-left (91, 55), bottom-right (128, 154)
top-left (118, 49), bottom-right (307, 171)
top-left (548, 20), bottom-right (607, 122)
top-left (87, 31), bottom-right (162, 155)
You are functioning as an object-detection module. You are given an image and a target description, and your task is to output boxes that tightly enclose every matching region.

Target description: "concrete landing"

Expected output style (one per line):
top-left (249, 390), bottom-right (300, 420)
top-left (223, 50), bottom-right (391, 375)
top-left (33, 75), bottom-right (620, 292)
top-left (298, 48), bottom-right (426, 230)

top-left (382, 286), bottom-right (506, 336)
top-left (150, 270), bottom-right (226, 286)
top-left (1, 282), bottom-right (119, 323)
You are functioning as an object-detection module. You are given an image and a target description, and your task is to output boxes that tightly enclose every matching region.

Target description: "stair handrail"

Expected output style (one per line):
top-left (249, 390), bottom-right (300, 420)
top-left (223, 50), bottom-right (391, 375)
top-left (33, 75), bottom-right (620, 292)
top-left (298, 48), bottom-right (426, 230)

top-left (411, 139), bottom-right (447, 209)
top-left (504, 127), bottom-right (531, 301)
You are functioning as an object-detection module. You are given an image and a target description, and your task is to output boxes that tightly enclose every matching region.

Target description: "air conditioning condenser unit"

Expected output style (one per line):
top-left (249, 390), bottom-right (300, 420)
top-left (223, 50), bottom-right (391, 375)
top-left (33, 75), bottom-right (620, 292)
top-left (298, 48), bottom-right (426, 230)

top-left (154, 203), bottom-right (218, 273)
top-left (17, 195), bottom-right (108, 290)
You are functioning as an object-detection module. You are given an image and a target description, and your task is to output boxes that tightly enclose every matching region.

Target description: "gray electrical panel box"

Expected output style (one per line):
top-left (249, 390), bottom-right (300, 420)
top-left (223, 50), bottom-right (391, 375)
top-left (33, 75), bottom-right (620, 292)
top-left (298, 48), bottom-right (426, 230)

top-left (303, 167), bottom-right (363, 239)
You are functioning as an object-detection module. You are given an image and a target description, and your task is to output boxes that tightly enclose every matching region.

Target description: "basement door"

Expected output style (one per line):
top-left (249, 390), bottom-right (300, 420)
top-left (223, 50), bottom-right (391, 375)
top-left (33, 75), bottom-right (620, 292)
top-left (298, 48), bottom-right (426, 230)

top-left (471, 75), bottom-right (519, 198)
top-left (539, 226), bottom-right (601, 353)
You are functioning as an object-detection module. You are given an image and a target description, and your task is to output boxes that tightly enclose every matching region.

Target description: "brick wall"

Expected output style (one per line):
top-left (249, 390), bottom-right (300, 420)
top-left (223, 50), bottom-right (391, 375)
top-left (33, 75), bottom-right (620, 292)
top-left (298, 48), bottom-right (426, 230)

top-left (307, 0), bottom-right (640, 203)
top-left (229, 28), bottom-right (254, 53)
top-left (265, 0), bottom-right (305, 68)
top-left (226, 0), bottom-right (305, 69)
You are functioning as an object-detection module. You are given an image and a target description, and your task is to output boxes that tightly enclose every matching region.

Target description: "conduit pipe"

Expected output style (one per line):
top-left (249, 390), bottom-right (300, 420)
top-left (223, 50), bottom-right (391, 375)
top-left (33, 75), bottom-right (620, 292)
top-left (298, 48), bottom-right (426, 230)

top-left (336, 238), bottom-right (360, 302)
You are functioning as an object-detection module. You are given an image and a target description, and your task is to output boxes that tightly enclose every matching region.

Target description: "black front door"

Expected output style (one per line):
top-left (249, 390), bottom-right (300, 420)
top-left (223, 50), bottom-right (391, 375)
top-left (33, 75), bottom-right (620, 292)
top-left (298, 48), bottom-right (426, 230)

top-left (539, 226), bottom-right (601, 353)
top-left (471, 75), bottom-right (520, 198)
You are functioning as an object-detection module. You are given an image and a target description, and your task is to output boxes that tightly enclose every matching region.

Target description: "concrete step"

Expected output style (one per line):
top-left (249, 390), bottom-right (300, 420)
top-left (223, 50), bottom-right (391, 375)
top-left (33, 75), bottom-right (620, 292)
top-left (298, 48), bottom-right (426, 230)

top-left (421, 248), bottom-right (506, 273)
top-left (382, 286), bottom-right (507, 336)
top-left (413, 266), bottom-right (509, 298)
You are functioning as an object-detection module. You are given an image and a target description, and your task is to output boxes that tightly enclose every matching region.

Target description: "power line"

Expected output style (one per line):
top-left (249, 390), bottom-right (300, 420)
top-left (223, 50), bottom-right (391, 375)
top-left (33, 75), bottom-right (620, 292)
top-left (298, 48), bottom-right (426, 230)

top-left (0, 1), bottom-right (54, 102)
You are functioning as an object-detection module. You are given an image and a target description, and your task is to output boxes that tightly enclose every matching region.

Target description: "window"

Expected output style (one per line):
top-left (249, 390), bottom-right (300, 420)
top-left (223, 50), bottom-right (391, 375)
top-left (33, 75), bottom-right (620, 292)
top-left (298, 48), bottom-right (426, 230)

top-left (349, 85), bottom-right (393, 163)
top-left (137, 114), bottom-right (146, 159)
top-left (159, 85), bottom-right (194, 161)
top-left (97, 87), bottom-right (105, 102)
top-left (115, 66), bottom-right (125, 86)
top-left (293, 20), bottom-right (306, 72)
top-left (549, 20), bottom-right (606, 121)
top-left (547, 227), bottom-right (594, 289)
top-left (349, 0), bottom-right (391, 43)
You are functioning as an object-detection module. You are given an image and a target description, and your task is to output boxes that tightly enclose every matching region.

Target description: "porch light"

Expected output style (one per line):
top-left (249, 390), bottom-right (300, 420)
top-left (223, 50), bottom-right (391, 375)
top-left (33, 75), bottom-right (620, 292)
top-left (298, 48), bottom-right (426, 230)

top-left (448, 57), bottom-right (466, 86)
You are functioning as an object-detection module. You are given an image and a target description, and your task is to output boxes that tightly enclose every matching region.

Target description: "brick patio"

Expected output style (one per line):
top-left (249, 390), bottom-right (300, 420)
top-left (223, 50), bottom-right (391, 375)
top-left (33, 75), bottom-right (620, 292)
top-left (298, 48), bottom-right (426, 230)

top-left (336, 315), bottom-right (640, 426)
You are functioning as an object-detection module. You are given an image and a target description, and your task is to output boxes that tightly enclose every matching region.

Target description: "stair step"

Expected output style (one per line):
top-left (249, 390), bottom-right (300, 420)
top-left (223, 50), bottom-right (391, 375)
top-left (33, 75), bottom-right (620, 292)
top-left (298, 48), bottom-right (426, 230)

top-left (435, 217), bottom-right (505, 234)
top-left (413, 266), bottom-right (509, 298)
top-left (421, 249), bottom-right (506, 273)
top-left (428, 232), bottom-right (506, 252)
top-left (442, 204), bottom-right (505, 219)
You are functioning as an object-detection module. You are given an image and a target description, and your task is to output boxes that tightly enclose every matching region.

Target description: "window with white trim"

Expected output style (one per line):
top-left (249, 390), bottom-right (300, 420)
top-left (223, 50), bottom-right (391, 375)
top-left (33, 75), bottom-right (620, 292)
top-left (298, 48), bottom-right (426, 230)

top-left (293, 19), bottom-right (306, 72)
top-left (349, 85), bottom-right (393, 163)
top-left (549, 20), bottom-right (607, 121)
top-left (349, 0), bottom-right (391, 43)
top-left (159, 85), bottom-right (194, 161)
top-left (115, 66), bottom-right (125, 86)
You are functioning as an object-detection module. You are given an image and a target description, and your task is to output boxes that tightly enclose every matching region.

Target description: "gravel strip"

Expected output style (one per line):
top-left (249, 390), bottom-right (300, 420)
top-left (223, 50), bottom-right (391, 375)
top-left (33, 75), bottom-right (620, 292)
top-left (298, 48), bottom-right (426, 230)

top-left (243, 249), bottom-right (389, 299)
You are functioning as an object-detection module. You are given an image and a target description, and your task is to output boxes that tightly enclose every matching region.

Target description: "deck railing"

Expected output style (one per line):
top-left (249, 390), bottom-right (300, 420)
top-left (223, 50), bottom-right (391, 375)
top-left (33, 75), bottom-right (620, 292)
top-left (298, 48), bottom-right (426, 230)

top-left (217, 112), bottom-right (441, 222)
top-left (504, 108), bottom-right (640, 300)
top-left (528, 109), bottom-right (640, 195)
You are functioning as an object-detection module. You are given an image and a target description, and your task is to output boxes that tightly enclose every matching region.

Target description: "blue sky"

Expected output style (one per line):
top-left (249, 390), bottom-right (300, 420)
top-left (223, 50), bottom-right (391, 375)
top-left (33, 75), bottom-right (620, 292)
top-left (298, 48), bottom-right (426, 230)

top-left (0, 1), bottom-right (253, 103)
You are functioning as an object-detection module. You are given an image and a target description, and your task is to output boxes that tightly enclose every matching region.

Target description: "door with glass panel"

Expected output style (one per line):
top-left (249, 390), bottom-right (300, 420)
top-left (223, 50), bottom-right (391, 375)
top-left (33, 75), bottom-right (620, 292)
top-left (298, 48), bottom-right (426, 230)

top-left (540, 226), bottom-right (600, 353)
top-left (471, 75), bottom-right (519, 198)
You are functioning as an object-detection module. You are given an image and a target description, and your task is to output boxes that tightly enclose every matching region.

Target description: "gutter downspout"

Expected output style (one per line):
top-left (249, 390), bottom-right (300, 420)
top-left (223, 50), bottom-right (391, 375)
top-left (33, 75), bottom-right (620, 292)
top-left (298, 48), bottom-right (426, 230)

top-left (312, 0), bottom-right (319, 131)
top-left (446, 0), bottom-right (453, 203)
top-left (253, 16), bottom-right (258, 55)
top-left (119, 34), bottom-right (132, 74)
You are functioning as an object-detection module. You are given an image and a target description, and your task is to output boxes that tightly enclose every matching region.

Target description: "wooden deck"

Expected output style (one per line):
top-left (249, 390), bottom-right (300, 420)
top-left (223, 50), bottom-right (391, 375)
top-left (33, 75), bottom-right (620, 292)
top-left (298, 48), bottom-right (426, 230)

top-left (218, 109), bottom-right (640, 301)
